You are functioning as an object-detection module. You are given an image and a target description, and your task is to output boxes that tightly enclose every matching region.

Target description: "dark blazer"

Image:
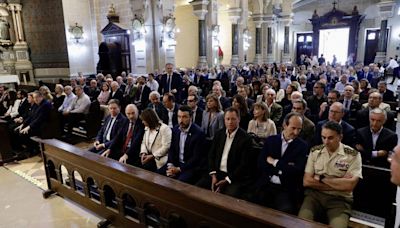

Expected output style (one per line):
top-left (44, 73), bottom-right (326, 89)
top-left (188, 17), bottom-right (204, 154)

top-left (193, 107), bottom-right (204, 127)
top-left (147, 103), bottom-right (168, 124)
top-left (314, 119), bottom-right (356, 147)
top-left (159, 72), bottom-right (182, 96)
top-left (168, 124), bottom-right (206, 183)
top-left (340, 99), bottom-right (361, 121)
top-left (257, 134), bottom-right (308, 192)
top-left (219, 96), bottom-right (231, 111)
top-left (208, 128), bottom-right (253, 184)
top-left (167, 104), bottom-right (179, 128)
top-left (108, 89), bottom-right (124, 103)
top-left (85, 87), bottom-right (100, 102)
top-left (135, 85), bottom-right (151, 110)
top-left (356, 126), bottom-right (397, 168)
top-left (269, 102), bottom-right (283, 124)
top-left (109, 119), bottom-right (145, 164)
top-left (381, 90), bottom-right (395, 102)
top-left (357, 108), bottom-right (396, 131)
top-left (95, 113), bottom-right (127, 148)
top-left (23, 99), bottom-right (52, 136)
top-left (17, 98), bottom-right (31, 119)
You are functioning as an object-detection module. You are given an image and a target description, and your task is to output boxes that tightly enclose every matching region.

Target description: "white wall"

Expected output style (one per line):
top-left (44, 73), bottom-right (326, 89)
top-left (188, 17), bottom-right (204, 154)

top-left (62, 0), bottom-right (97, 76)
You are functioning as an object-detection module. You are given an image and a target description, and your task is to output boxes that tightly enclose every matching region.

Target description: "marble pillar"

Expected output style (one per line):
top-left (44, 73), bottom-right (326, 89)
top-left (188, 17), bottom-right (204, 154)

top-left (228, 7), bottom-right (241, 65)
top-left (374, 19), bottom-right (388, 63)
top-left (191, 0), bottom-right (209, 68)
top-left (253, 26), bottom-right (262, 64)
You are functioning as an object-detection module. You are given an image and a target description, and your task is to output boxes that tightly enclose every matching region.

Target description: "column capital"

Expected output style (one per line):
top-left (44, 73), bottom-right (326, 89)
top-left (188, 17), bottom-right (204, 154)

top-left (252, 14), bottom-right (265, 28)
top-left (190, 0), bottom-right (209, 20)
top-left (376, 0), bottom-right (396, 20)
top-left (227, 7), bottom-right (242, 24)
top-left (279, 13), bottom-right (293, 26)
top-left (264, 14), bottom-right (277, 27)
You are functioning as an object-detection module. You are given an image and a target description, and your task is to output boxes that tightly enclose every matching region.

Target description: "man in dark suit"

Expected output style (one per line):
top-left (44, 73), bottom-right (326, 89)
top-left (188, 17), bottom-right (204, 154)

top-left (158, 63), bottom-right (183, 101)
top-left (253, 112), bottom-right (308, 214)
top-left (166, 105), bottom-right (206, 184)
top-left (134, 76), bottom-right (151, 110)
top-left (265, 89), bottom-right (283, 124)
top-left (187, 94), bottom-right (203, 126)
top-left (148, 91), bottom-right (168, 124)
top-left (196, 107), bottom-right (253, 198)
top-left (85, 79), bottom-right (100, 102)
top-left (356, 108), bottom-right (397, 168)
top-left (102, 104), bottom-right (144, 165)
top-left (12, 91), bottom-right (52, 156)
top-left (306, 82), bottom-right (327, 124)
top-left (378, 81), bottom-right (395, 102)
top-left (108, 81), bottom-right (124, 103)
top-left (162, 93), bottom-right (179, 128)
top-left (237, 86), bottom-right (254, 111)
top-left (357, 66), bottom-right (373, 82)
top-left (90, 99), bottom-right (127, 154)
top-left (340, 85), bottom-right (361, 123)
top-left (314, 102), bottom-right (355, 147)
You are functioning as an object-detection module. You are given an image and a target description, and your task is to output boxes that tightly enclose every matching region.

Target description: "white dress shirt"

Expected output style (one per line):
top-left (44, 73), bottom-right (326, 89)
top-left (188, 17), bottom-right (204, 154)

top-left (219, 128), bottom-right (238, 173)
top-left (371, 127), bottom-right (382, 157)
top-left (270, 134), bottom-right (293, 185)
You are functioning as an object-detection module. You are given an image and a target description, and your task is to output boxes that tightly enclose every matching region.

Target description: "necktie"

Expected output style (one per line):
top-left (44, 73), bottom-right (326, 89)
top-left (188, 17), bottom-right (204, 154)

top-left (166, 75), bottom-right (171, 92)
top-left (344, 100), bottom-right (349, 111)
top-left (103, 118), bottom-right (113, 142)
top-left (122, 122), bottom-right (134, 153)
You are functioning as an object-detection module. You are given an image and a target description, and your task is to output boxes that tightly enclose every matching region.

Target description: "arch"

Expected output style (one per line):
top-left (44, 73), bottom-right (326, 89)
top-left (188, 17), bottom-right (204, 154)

top-left (144, 202), bottom-right (161, 227)
top-left (60, 165), bottom-right (70, 188)
top-left (46, 160), bottom-right (57, 180)
top-left (72, 170), bottom-right (85, 196)
top-left (103, 185), bottom-right (118, 210)
top-left (121, 193), bottom-right (139, 220)
top-left (86, 177), bottom-right (100, 203)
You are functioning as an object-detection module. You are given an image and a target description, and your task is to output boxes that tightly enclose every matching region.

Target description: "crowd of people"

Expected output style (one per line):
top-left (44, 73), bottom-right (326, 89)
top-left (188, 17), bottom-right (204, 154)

top-left (1, 57), bottom-right (399, 227)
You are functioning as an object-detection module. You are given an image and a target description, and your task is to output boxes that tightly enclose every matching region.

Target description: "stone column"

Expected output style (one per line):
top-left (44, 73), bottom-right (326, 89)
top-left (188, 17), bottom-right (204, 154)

top-left (264, 15), bottom-right (276, 64)
top-left (374, 0), bottom-right (395, 63)
top-left (191, 0), bottom-right (209, 68)
top-left (252, 15), bottom-right (264, 64)
top-left (227, 7), bottom-right (241, 65)
top-left (280, 15), bottom-right (293, 63)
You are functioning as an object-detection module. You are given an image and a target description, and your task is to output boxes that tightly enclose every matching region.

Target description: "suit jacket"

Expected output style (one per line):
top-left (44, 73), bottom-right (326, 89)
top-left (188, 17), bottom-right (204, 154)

top-left (17, 98), bottom-right (30, 120)
top-left (356, 127), bottom-right (397, 168)
top-left (108, 89), bottom-right (124, 103)
top-left (166, 104), bottom-right (179, 128)
top-left (168, 124), bottom-right (206, 176)
top-left (147, 103), bottom-right (169, 124)
top-left (340, 99), bottom-right (361, 121)
top-left (314, 120), bottom-right (355, 147)
top-left (96, 113), bottom-right (127, 148)
top-left (381, 90), bottom-right (395, 102)
top-left (269, 102), bottom-right (283, 124)
top-left (357, 108), bottom-right (396, 131)
top-left (201, 111), bottom-right (224, 140)
top-left (109, 119), bottom-right (144, 163)
top-left (219, 96), bottom-right (231, 111)
top-left (85, 87), bottom-right (100, 102)
top-left (159, 72), bottom-right (183, 99)
top-left (135, 85), bottom-right (151, 110)
top-left (23, 99), bottom-right (52, 136)
top-left (208, 128), bottom-right (253, 184)
top-left (299, 116), bottom-right (315, 146)
top-left (257, 134), bottom-right (308, 193)
top-left (193, 107), bottom-right (204, 126)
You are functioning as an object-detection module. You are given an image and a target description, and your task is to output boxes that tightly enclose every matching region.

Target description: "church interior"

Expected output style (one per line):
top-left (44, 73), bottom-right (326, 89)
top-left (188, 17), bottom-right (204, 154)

top-left (0, 0), bottom-right (400, 227)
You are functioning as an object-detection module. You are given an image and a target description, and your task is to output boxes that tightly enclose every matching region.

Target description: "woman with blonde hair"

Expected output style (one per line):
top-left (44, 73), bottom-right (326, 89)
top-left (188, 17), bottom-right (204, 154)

top-left (247, 102), bottom-right (276, 140)
top-left (140, 108), bottom-right (171, 174)
top-left (39, 85), bottom-right (53, 101)
top-left (53, 84), bottom-right (66, 110)
top-left (201, 93), bottom-right (224, 140)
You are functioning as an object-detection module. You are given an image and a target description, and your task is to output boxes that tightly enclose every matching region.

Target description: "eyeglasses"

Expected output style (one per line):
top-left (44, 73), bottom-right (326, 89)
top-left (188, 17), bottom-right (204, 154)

top-left (329, 110), bottom-right (342, 114)
top-left (187, 99), bottom-right (195, 102)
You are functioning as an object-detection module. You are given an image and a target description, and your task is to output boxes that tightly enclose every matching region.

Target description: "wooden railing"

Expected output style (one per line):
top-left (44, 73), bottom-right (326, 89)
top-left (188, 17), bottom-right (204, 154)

top-left (35, 138), bottom-right (326, 228)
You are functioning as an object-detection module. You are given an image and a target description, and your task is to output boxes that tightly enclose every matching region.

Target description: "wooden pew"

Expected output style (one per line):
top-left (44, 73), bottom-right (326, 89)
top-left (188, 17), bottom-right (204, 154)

top-left (0, 119), bottom-right (15, 165)
top-left (35, 138), bottom-right (325, 228)
top-left (352, 164), bottom-right (397, 227)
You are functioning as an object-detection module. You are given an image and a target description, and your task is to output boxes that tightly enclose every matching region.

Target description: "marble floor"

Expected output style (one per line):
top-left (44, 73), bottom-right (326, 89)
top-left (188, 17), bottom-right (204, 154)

top-left (0, 167), bottom-right (102, 228)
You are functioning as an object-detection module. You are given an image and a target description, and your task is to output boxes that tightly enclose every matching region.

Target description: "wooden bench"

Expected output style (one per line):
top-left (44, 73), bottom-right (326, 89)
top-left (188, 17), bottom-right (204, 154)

top-left (34, 138), bottom-right (326, 228)
top-left (0, 119), bottom-right (16, 165)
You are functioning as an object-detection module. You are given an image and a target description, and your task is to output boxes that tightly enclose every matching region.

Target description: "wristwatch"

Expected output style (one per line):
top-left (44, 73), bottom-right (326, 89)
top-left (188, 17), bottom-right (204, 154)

top-left (319, 175), bottom-right (325, 183)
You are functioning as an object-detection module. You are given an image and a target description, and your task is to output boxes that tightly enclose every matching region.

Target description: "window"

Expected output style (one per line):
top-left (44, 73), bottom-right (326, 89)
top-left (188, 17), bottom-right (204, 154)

top-left (306, 35), bottom-right (313, 42)
top-left (368, 32), bottom-right (376, 40)
top-left (298, 36), bottom-right (304, 42)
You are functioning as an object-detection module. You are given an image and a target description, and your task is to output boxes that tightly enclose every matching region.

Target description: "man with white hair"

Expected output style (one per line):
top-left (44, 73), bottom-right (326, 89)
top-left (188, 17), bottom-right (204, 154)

top-left (212, 84), bottom-right (231, 110)
top-left (340, 85), bottom-right (360, 120)
top-left (334, 75), bottom-right (348, 94)
top-left (356, 108), bottom-right (397, 168)
top-left (265, 89), bottom-right (283, 124)
top-left (109, 81), bottom-right (124, 103)
top-left (116, 76), bottom-right (126, 92)
top-left (147, 91), bottom-right (168, 124)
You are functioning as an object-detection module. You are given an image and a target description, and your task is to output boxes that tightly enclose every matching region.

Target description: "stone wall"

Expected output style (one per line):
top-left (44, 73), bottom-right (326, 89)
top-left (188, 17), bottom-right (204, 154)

top-left (22, 0), bottom-right (69, 70)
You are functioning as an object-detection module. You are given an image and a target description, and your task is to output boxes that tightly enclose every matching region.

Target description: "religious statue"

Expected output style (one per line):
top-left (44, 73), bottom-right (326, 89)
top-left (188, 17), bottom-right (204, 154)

top-left (0, 18), bottom-right (10, 41)
top-left (107, 4), bottom-right (116, 16)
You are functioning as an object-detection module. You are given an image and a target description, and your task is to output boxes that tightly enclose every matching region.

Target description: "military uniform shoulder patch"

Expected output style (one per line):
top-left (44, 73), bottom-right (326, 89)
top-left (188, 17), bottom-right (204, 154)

top-left (343, 146), bottom-right (358, 156)
top-left (310, 144), bottom-right (324, 153)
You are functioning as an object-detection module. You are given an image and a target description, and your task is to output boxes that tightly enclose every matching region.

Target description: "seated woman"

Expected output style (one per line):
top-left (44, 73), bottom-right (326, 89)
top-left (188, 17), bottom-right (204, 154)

top-left (247, 102), bottom-right (276, 142)
top-left (201, 93), bottom-right (224, 141)
top-left (53, 84), bottom-right (66, 110)
top-left (39, 85), bottom-right (53, 102)
top-left (232, 94), bottom-right (251, 130)
top-left (139, 108), bottom-right (172, 174)
top-left (98, 82), bottom-right (111, 116)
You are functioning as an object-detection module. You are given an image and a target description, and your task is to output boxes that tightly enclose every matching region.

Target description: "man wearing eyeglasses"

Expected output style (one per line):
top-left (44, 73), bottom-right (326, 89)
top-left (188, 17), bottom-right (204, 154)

top-left (389, 145), bottom-right (400, 228)
top-left (186, 94), bottom-right (203, 126)
top-left (306, 81), bottom-right (327, 124)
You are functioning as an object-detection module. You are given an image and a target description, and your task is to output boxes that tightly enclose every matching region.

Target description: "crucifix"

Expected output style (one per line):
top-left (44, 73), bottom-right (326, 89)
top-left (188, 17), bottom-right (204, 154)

top-left (332, 0), bottom-right (338, 10)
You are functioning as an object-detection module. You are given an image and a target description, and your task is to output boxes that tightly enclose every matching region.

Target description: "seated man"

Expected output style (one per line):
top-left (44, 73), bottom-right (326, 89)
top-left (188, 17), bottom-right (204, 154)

top-left (186, 94), bottom-right (203, 126)
top-left (318, 89), bottom-right (340, 121)
top-left (102, 104), bottom-right (144, 165)
top-left (314, 102), bottom-right (355, 147)
top-left (166, 105), bottom-right (206, 184)
top-left (163, 92), bottom-right (179, 128)
top-left (340, 85), bottom-right (360, 121)
top-left (358, 91), bottom-right (395, 130)
top-left (291, 99), bottom-right (315, 146)
top-left (61, 85), bottom-right (91, 136)
top-left (90, 99), bottom-right (126, 154)
top-left (12, 91), bottom-right (52, 156)
top-left (196, 107), bottom-right (253, 198)
top-left (253, 112), bottom-right (308, 214)
top-left (377, 81), bottom-right (395, 102)
top-left (299, 121), bottom-right (362, 228)
top-left (265, 89), bottom-right (283, 124)
top-left (356, 108), bottom-right (397, 168)
top-left (147, 91), bottom-right (168, 124)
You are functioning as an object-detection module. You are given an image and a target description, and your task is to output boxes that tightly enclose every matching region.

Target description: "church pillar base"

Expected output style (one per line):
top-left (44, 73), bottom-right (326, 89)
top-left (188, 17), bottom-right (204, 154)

top-left (231, 55), bottom-right (239, 65)
top-left (265, 54), bottom-right (274, 64)
top-left (197, 56), bottom-right (208, 68)
top-left (374, 52), bottom-right (386, 64)
top-left (253, 54), bottom-right (262, 65)
top-left (282, 53), bottom-right (291, 64)
top-left (13, 42), bottom-right (34, 84)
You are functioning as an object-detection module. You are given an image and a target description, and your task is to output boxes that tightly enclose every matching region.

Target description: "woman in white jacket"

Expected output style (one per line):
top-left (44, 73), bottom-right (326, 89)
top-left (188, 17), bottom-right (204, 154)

top-left (140, 108), bottom-right (172, 174)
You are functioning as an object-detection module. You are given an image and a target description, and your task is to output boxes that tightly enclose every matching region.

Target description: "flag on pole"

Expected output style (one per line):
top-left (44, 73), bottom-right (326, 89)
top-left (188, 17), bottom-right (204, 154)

top-left (218, 46), bottom-right (223, 61)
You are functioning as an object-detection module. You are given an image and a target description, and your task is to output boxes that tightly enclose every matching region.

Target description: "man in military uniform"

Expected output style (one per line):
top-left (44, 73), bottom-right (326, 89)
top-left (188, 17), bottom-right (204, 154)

top-left (298, 121), bottom-right (362, 228)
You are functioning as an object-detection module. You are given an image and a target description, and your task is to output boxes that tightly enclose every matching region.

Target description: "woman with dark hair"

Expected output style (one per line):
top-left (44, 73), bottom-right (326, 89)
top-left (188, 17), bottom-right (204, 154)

top-left (359, 79), bottom-right (370, 102)
top-left (271, 78), bottom-right (284, 102)
top-left (97, 82), bottom-right (110, 105)
top-left (251, 80), bottom-right (262, 101)
top-left (247, 102), bottom-right (276, 140)
top-left (139, 108), bottom-right (171, 173)
top-left (232, 94), bottom-right (251, 130)
top-left (280, 83), bottom-right (297, 108)
top-left (201, 93), bottom-right (224, 140)
top-left (2, 90), bottom-right (19, 120)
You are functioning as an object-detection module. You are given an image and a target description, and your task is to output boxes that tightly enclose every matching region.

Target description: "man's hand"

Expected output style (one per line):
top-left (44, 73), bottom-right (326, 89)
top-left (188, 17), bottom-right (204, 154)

top-left (63, 111), bottom-right (70, 116)
top-left (166, 166), bottom-right (180, 177)
top-left (266, 156), bottom-right (277, 165)
top-left (20, 126), bottom-right (30, 134)
top-left (215, 179), bottom-right (229, 193)
top-left (95, 143), bottom-right (105, 150)
top-left (93, 141), bottom-right (100, 147)
top-left (171, 89), bottom-right (177, 94)
top-left (119, 154), bottom-right (128, 163)
top-left (101, 149), bottom-right (110, 157)
top-left (141, 154), bottom-right (154, 165)
top-left (355, 144), bottom-right (364, 152)
top-left (211, 174), bottom-right (218, 192)
top-left (377, 150), bottom-right (387, 157)
top-left (14, 117), bottom-right (23, 123)
top-left (14, 125), bottom-right (22, 132)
